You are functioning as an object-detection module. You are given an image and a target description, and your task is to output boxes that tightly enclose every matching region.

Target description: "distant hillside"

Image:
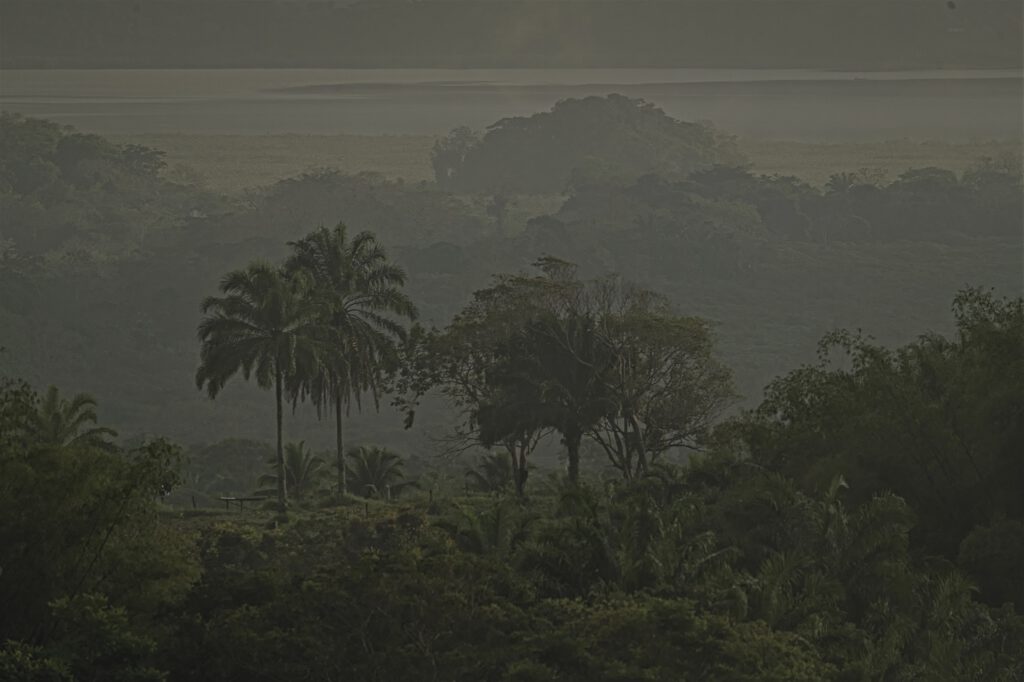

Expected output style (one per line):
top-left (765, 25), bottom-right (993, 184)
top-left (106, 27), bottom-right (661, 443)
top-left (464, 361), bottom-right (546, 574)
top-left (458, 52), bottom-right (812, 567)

top-left (1, 0), bottom-right (1020, 69)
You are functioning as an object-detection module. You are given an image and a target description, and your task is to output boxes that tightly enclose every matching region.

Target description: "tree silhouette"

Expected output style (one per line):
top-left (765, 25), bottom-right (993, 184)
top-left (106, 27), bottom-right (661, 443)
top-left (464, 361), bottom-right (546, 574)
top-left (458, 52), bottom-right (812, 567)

top-left (465, 450), bottom-right (515, 494)
top-left (345, 445), bottom-right (414, 499)
top-left (30, 385), bottom-right (117, 450)
top-left (195, 261), bottom-right (321, 511)
top-left (256, 441), bottom-right (329, 501)
top-left (285, 224), bottom-right (416, 496)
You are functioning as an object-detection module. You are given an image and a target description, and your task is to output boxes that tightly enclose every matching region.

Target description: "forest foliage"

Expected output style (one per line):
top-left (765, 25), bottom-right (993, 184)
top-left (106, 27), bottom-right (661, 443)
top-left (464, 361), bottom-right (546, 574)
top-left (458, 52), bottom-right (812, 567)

top-left (431, 95), bottom-right (743, 193)
top-left (0, 102), bottom-right (1022, 677)
top-left (0, 109), bottom-right (1020, 467)
top-left (1, 287), bottom-right (1022, 680)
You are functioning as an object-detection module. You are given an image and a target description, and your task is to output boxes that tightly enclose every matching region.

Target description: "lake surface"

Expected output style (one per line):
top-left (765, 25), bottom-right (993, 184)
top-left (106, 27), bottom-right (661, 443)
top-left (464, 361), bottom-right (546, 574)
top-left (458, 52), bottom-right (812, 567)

top-left (1, 68), bottom-right (1021, 139)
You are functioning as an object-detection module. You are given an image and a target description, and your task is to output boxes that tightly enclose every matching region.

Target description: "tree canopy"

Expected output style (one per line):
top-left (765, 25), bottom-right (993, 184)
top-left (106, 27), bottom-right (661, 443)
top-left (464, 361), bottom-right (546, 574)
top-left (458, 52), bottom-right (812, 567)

top-left (400, 258), bottom-right (735, 492)
top-left (4, 287), bottom-right (1024, 681)
top-left (737, 288), bottom-right (1024, 573)
top-left (432, 95), bottom-right (743, 194)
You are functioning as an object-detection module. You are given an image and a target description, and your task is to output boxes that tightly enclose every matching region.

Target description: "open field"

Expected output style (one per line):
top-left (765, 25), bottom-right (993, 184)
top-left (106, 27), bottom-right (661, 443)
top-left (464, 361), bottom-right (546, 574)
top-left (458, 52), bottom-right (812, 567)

top-left (739, 137), bottom-right (1023, 186)
top-left (112, 133), bottom-right (436, 192)
top-left (7, 69), bottom-right (1020, 141)
top-left (114, 133), bottom-right (1022, 193)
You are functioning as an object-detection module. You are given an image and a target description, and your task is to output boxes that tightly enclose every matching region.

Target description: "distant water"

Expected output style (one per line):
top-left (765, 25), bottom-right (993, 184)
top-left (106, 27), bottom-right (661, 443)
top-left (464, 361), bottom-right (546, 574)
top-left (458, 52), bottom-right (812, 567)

top-left (1, 68), bottom-right (1021, 138)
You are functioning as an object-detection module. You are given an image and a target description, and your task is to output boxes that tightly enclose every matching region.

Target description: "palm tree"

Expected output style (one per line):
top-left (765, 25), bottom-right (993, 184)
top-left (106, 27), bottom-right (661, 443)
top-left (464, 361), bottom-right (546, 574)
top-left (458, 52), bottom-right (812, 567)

top-left (345, 445), bottom-right (415, 499)
top-left (257, 441), bottom-right (329, 501)
top-left (195, 261), bottom-right (322, 511)
top-left (285, 224), bottom-right (417, 496)
top-left (438, 498), bottom-right (533, 558)
top-left (465, 450), bottom-right (514, 493)
top-left (30, 385), bottom-right (117, 449)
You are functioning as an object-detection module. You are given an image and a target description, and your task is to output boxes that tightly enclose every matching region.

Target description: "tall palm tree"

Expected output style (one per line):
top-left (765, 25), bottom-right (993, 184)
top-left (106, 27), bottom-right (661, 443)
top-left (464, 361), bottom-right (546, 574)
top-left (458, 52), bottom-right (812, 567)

top-left (30, 385), bottom-right (117, 449)
top-left (345, 445), bottom-right (415, 499)
top-left (195, 261), bottom-right (322, 511)
top-left (285, 224), bottom-right (417, 496)
top-left (256, 441), bottom-right (329, 501)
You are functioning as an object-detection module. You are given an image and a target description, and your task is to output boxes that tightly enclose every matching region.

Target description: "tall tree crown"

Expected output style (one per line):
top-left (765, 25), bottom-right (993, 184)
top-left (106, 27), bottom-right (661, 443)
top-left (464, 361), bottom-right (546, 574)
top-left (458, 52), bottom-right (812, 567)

top-left (284, 223), bottom-right (417, 415)
top-left (195, 260), bottom-right (321, 398)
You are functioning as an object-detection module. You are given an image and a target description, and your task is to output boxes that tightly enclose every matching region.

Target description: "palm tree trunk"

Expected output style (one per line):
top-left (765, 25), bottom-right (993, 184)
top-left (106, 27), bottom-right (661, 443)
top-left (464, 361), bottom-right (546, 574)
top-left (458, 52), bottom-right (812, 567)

top-left (335, 390), bottom-right (346, 496)
top-left (275, 365), bottom-right (287, 511)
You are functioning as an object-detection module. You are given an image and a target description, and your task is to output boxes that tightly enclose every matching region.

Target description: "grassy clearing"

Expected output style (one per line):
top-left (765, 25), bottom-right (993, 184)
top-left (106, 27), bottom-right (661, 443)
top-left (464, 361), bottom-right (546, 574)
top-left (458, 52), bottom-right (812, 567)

top-left (112, 133), bottom-right (436, 193)
top-left (740, 137), bottom-right (1022, 186)
top-left (115, 133), bottom-right (1022, 194)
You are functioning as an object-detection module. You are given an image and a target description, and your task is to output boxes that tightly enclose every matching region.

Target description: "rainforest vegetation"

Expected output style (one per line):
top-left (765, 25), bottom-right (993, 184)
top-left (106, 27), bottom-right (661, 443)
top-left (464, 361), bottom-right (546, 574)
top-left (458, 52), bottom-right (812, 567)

top-left (0, 95), bottom-right (1022, 679)
top-left (2, 283), bottom-right (1022, 680)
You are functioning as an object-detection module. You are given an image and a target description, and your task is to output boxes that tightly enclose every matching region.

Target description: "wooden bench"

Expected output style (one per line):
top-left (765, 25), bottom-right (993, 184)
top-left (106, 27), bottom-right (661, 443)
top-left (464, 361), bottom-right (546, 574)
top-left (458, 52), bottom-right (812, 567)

top-left (218, 496), bottom-right (266, 511)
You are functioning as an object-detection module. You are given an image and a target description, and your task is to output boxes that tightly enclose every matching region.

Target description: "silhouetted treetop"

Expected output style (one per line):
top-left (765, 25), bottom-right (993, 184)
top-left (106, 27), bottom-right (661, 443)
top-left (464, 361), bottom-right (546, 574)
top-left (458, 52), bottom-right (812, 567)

top-left (433, 95), bottom-right (743, 194)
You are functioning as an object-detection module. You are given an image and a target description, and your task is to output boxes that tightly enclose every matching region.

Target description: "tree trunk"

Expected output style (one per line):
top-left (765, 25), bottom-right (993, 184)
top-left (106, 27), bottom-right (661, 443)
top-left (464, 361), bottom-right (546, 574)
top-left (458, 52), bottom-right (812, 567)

top-left (565, 428), bottom-right (582, 484)
top-left (515, 449), bottom-right (528, 497)
top-left (335, 390), bottom-right (346, 496)
top-left (510, 442), bottom-right (528, 497)
top-left (275, 366), bottom-right (287, 512)
top-left (628, 413), bottom-right (648, 479)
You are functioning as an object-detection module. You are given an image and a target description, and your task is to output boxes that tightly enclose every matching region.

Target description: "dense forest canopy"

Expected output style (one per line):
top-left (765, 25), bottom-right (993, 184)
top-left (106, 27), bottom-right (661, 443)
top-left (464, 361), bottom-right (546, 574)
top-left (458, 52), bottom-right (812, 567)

top-left (396, 258), bottom-right (737, 490)
top-left (0, 113), bottom-right (222, 258)
top-left (0, 88), bottom-right (1021, 680)
top-left (0, 110), bottom-right (1019, 447)
top-left (431, 95), bottom-right (743, 193)
top-left (2, 286), bottom-right (1022, 679)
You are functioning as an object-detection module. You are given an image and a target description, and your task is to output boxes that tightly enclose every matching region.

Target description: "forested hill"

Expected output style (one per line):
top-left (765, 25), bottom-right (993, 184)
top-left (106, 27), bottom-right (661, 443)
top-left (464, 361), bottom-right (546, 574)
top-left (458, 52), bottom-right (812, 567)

top-left (1, 0), bottom-right (1021, 69)
top-left (1, 107), bottom-right (1021, 451)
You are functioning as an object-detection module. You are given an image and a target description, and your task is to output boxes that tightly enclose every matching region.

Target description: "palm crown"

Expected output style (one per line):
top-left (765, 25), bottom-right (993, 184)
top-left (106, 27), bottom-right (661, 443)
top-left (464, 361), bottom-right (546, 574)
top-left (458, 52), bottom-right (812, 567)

top-left (285, 224), bottom-right (417, 494)
top-left (345, 445), bottom-right (415, 499)
top-left (30, 385), bottom-right (117, 450)
top-left (256, 441), bottom-right (329, 500)
top-left (195, 261), bottom-right (323, 510)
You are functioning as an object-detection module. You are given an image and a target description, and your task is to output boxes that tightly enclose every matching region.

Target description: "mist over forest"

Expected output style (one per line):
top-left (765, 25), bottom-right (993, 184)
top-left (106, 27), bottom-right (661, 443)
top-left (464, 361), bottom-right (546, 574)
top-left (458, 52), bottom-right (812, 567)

top-left (0, 2), bottom-right (1022, 680)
